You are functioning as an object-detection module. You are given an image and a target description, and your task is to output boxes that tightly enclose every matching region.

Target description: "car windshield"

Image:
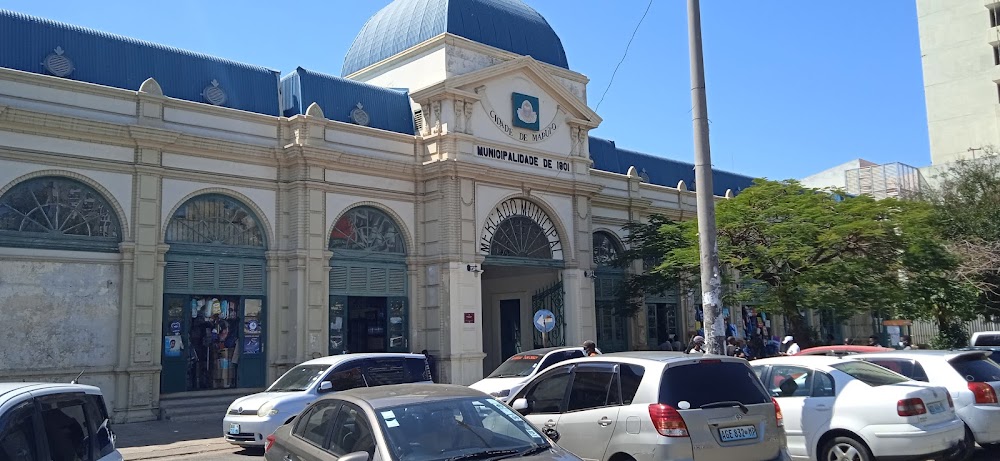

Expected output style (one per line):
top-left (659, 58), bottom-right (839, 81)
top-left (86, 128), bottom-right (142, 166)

top-left (832, 361), bottom-right (908, 386)
top-left (266, 365), bottom-right (329, 392)
top-left (376, 397), bottom-right (548, 461)
top-left (488, 354), bottom-right (544, 378)
top-left (950, 355), bottom-right (1000, 382)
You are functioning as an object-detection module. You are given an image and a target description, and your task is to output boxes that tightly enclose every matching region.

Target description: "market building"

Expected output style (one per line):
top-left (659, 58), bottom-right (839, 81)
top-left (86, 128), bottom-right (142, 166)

top-left (0, 0), bottom-right (754, 422)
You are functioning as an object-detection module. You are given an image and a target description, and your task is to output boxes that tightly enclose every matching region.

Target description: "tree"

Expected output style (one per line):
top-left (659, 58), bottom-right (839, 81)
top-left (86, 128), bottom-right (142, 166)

top-left (924, 153), bottom-right (1000, 324)
top-left (619, 179), bottom-right (908, 347)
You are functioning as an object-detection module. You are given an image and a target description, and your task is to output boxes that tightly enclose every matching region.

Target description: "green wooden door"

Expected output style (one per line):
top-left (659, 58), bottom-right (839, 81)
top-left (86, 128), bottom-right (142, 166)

top-left (160, 295), bottom-right (190, 394)
top-left (238, 297), bottom-right (266, 388)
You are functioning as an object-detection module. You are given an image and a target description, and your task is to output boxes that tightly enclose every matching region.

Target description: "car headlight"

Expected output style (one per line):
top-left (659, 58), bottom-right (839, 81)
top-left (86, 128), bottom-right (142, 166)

top-left (490, 389), bottom-right (511, 398)
top-left (257, 402), bottom-right (279, 417)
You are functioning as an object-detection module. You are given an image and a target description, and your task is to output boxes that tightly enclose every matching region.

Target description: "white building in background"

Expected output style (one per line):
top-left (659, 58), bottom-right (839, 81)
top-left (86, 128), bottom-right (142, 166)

top-left (0, 0), bottom-right (758, 421)
top-left (918, 0), bottom-right (1000, 165)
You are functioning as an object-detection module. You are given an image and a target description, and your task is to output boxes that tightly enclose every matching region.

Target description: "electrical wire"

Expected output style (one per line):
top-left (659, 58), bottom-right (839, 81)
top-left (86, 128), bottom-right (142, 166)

top-left (595, 0), bottom-right (655, 111)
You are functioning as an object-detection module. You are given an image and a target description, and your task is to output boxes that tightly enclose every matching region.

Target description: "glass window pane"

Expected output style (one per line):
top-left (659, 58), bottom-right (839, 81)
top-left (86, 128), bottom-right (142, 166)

top-left (40, 399), bottom-right (90, 461)
top-left (620, 364), bottom-right (645, 405)
top-left (295, 402), bottom-right (340, 448)
top-left (660, 362), bottom-right (770, 407)
top-left (812, 372), bottom-right (836, 397)
top-left (832, 361), bottom-right (909, 386)
top-left (327, 405), bottom-right (374, 457)
top-left (525, 372), bottom-right (571, 414)
top-left (84, 395), bottom-right (115, 458)
top-left (567, 371), bottom-right (614, 411)
top-left (0, 401), bottom-right (39, 461)
top-left (769, 366), bottom-right (814, 398)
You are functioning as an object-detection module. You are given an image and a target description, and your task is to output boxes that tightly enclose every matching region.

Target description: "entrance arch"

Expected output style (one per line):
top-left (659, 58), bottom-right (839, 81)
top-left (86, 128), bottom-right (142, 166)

top-left (161, 193), bottom-right (268, 394)
top-left (479, 197), bottom-right (566, 375)
top-left (593, 231), bottom-right (627, 352)
top-left (328, 205), bottom-right (409, 355)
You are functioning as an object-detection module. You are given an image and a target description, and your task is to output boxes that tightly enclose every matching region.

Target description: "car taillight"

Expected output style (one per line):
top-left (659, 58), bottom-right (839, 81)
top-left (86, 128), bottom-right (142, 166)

top-left (897, 398), bottom-right (927, 416)
top-left (648, 404), bottom-right (689, 437)
top-left (265, 434), bottom-right (276, 452)
top-left (772, 397), bottom-right (783, 427)
top-left (947, 393), bottom-right (954, 408)
top-left (969, 382), bottom-right (999, 404)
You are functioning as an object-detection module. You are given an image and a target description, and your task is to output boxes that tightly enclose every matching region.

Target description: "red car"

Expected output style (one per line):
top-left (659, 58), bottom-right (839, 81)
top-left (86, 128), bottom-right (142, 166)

top-left (794, 345), bottom-right (894, 357)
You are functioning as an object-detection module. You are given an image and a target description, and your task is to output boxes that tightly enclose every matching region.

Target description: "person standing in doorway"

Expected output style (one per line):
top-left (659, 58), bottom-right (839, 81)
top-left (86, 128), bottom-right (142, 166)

top-left (582, 340), bottom-right (599, 356)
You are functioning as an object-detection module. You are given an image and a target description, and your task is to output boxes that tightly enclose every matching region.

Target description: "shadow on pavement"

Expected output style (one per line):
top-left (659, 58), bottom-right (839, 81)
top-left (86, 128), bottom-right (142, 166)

top-left (114, 416), bottom-right (223, 449)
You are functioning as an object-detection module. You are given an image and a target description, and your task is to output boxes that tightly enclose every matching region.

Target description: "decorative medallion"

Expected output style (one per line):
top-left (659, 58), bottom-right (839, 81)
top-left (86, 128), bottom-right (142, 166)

top-left (639, 168), bottom-right (650, 183)
top-left (42, 46), bottom-right (74, 77)
top-left (512, 92), bottom-right (540, 131)
top-left (202, 79), bottom-right (227, 106)
top-left (350, 103), bottom-right (370, 126)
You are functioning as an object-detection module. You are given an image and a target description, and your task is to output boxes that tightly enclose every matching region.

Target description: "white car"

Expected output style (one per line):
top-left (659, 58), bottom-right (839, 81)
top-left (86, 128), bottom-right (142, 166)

top-left (223, 353), bottom-right (432, 447)
top-left (0, 382), bottom-right (123, 461)
top-left (752, 356), bottom-right (965, 461)
top-left (853, 349), bottom-right (1000, 454)
top-left (469, 346), bottom-right (588, 402)
top-left (971, 331), bottom-right (1000, 347)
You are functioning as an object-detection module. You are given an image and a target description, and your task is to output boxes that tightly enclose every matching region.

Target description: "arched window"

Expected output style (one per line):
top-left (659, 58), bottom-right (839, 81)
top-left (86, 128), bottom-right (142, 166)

top-left (593, 231), bottom-right (623, 267)
top-left (0, 176), bottom-right (122, 252)
top-left (330, 206), bottom-right (405, 254)
top-left (166, 195), bottom-right (265, 248)
top-left (490, 217), bottom-right (552, 259)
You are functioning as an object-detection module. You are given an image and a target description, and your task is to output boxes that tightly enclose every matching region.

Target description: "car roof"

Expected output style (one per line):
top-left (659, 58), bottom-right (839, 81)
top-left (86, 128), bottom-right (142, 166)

top-left (751, 355), bottom-right (848, 367)
top-left (852, 349), bottom-right (991, 360)
top-left (0, 382), bottom-right (103, 402)
top-left (568, 351), bottom-right (746, 367)
top-left (298, 352), bottom-right (426, 367)
top-left (514, 347), bottom-right (583, 355)
top-left (795, 345), bottom-right (893, 355)
top-left (333, 384), bottom-right (488, 409)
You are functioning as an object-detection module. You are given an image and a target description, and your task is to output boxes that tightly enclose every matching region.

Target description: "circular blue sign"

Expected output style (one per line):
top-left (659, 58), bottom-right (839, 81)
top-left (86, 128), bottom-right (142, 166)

top-left (169, 320), bottom-right (181, 334)
top-left (533, 309), bottom-right (556, 333)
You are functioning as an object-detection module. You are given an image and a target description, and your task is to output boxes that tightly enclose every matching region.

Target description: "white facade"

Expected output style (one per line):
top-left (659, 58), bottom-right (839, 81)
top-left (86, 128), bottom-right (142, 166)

top-left (918, 0), bottom-right (1000, 164)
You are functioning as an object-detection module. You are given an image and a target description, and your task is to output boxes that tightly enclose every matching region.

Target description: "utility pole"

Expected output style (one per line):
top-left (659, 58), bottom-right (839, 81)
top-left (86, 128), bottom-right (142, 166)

top-left (688, 0), bottom-right (725, 355)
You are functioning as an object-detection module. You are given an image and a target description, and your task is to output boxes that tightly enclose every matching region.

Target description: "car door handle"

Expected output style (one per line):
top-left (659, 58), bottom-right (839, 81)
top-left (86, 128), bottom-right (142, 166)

top-left (545, 419), bottom-right (557, 428)
top-left (814, 404), bottom-right (831, 411)
top-left (598, 417), bottom-right (613, 427)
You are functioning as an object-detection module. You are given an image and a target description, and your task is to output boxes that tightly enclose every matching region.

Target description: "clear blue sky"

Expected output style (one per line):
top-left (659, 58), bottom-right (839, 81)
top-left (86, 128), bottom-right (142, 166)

top-left (6, 0), bottom-right (928, 180)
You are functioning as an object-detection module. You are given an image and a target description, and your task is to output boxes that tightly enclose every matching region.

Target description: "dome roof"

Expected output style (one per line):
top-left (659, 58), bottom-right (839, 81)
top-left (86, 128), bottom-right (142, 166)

top-left (342, 0), bottom-right (568, 76)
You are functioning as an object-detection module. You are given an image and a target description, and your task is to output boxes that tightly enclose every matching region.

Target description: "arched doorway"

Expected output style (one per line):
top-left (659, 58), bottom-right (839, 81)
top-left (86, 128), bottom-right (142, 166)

top-left (328, 206), bottom-right (409, 355)
top-left (161, 194), bottom-right (268, 393)
top-left (593, 231), bottom-right (627, 352)
top-left (480, 197), bottom-right (565, 374)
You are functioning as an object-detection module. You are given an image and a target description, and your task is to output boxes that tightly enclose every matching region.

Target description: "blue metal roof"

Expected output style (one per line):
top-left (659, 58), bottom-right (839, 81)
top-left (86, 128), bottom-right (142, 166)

top-left (342, 0), bottom-right (568, 76)
top-left (0, 9), bottom-right (281, 116)
top-left (281, 67), bottom-right (415, 135)
top-left (589, 137), bottom-right (755, 196)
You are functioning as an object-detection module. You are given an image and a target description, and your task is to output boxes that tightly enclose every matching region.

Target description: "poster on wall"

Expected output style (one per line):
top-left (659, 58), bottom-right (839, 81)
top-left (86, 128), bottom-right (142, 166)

top-left (242, 299), bottom-right (263, 355)
top-left (243, 336), bottom-right (261, 355)
top-left (164, 335), bottom-right (183, 357)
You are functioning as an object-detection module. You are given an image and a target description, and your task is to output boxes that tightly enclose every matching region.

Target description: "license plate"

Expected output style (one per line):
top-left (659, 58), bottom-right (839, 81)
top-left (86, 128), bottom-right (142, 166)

top-left (229, 423), bottom-right (240, 435)
top-left (928, 402), bottom-right (946, 414)
top-left (719, 424), bottom-right (757, 442)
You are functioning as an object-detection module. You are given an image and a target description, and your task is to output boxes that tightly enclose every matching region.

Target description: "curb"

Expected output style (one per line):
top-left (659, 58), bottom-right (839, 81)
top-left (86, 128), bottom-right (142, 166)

top-left (120, 438), bottom-right (235, 460)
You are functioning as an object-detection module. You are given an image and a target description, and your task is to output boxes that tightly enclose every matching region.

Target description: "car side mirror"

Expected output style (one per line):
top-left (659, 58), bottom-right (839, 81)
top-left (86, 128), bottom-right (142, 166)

top-left (338, 451), bottom-right (370, 461)
top-left (318, 381), bottom-right (333, 393)
top-left (543, 427), bottom-right (560, 442)
top-left (511, 398), bottom-right (529, 412)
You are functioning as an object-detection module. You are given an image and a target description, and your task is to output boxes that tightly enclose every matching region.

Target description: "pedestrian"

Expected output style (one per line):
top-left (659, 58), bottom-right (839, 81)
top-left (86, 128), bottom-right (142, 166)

top-left (782, 336), bottom-right (800, 355)
top-left (735, 339), bottom-right (748, 359)
top-left (670, 334), bottom-right (683, 352)
top-left (658, 338), bottom-right (674, 351)
top-left (867, 335), bottom-right (880, 347)
top-left (685, 336), bottom-right (706, 354)
top-left (582, 340), bottom-right (600, 356)
top-left (900, 335), bottom-right (917, 350)
top-left (843, 337), bottom-right (854, 346)
top-left (725, 336), bottom-right (739, 356)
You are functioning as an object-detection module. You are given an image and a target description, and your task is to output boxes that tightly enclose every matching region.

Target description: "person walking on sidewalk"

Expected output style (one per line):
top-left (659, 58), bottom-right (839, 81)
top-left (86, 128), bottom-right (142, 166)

top-left (582, 340), bottom-right (600, 356)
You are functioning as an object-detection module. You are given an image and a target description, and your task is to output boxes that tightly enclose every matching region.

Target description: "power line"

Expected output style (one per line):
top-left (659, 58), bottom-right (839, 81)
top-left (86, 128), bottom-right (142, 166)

top-left (595, 0), bottom-right (654, 111)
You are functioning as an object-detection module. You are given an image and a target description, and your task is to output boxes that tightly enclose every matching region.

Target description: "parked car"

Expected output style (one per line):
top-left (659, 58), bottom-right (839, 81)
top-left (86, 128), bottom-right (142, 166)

top-left (958, 346), bottom-right (1000, 364)
top-left (793, 345), bottom-right (893, 357)
top-left (224, 352), bottom-right (432, 447)
top-left (0, 382), bottom-right (123, 461)
top-left (507, 351), bottom-right (789, 461)
top-left (470, 347), bottom-right (588, 402)
top-left (970, 331), bottom-right (1000, 347)
top-left (853, 349), bottom-right (1000, 454)
top-left (751, 355), bottom-right (965, 461)
top-left (264, 383), bottom-right (581, 461)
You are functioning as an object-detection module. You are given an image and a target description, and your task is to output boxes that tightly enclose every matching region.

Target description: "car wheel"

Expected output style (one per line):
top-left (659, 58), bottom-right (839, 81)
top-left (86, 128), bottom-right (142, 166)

top-left (821, 436), bottom-right (872, 461)
top-left (949, 426), bottom-right (976, 461)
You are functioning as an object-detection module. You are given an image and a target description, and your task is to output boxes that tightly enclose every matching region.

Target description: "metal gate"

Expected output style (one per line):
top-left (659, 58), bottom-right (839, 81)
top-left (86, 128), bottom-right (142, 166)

top-left (533, 280), bottom-right (565, 347)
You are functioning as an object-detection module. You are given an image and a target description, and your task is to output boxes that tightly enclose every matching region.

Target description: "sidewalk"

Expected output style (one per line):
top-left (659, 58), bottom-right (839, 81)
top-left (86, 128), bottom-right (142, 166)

top-left (114, 416), bottom-right (242, 460)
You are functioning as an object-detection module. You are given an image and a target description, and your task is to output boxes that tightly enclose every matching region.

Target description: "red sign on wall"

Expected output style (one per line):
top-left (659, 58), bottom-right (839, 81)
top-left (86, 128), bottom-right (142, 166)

top-left (464, 313), bottom-right (475, 323)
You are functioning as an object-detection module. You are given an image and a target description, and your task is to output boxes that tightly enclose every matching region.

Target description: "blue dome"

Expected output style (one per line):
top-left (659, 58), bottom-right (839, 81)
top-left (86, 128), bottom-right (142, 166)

top-left (343, 0), bottom-right (568, 76)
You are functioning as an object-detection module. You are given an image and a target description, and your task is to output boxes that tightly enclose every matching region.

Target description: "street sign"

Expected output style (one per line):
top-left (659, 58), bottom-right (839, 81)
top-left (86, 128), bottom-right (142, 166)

top-left (534, 309), bottom-right (556, 333)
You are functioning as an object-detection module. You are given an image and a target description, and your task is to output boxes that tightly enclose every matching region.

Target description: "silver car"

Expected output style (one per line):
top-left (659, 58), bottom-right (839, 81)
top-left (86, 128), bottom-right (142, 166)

top-left (853, 349), bottom-right (1000, 455)
top-left (509, 352), bottom-right (790, 461)
top-left (264, 383), bottom-right (583, 461)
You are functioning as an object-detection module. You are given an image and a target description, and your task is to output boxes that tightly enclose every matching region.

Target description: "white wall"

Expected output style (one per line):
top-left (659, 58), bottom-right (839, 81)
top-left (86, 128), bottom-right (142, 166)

top-left (357, 45), bottom-right (448, 92)
top-left (918, 0), bottom-right (1000, 164)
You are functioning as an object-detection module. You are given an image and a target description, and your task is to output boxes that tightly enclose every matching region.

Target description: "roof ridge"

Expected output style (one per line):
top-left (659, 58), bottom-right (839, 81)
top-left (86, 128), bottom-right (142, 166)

top-left (1, 9), bottom-right (279, 75)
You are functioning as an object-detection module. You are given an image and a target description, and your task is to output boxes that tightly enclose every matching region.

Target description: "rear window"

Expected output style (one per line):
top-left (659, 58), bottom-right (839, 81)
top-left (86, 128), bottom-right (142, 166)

top-left (973, 333), bottom-right (1000, 347)
top-left (950, 355), bottom-right (1000, 382)
top-left (659, 361), bottom-right (770, 408)
top-left (832, 361), bottom-right (908, 386)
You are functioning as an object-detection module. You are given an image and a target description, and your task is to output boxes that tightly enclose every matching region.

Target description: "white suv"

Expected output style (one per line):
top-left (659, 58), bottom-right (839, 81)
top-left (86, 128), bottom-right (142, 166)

top-left (0, 382), bottom-right (123, 461)
top-left (223, 353), bottom-right (432, 447)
